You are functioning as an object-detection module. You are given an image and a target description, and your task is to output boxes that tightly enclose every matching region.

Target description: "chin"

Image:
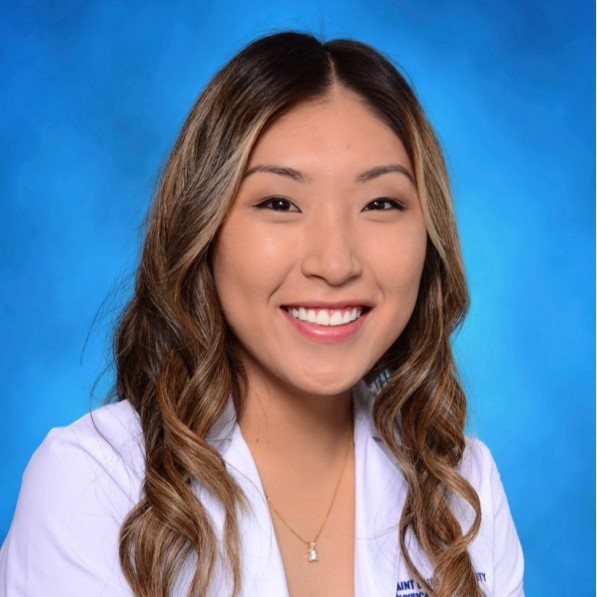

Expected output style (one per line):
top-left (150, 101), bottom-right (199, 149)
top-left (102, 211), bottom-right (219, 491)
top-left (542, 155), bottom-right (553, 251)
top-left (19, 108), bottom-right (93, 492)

top-left (289, 371), bottom-right (362, 399)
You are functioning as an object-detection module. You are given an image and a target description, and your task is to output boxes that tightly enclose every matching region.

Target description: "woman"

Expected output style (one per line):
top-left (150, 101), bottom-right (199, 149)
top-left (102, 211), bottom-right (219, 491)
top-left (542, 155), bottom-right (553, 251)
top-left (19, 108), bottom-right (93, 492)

top-left (0, 32), bottom-right (524, 596)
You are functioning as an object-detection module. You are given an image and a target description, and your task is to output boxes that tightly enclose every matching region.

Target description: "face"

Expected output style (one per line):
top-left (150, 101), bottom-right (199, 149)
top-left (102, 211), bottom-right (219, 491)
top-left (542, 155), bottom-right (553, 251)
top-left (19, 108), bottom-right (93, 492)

top-left (212, 86), bottom-right (427, 398)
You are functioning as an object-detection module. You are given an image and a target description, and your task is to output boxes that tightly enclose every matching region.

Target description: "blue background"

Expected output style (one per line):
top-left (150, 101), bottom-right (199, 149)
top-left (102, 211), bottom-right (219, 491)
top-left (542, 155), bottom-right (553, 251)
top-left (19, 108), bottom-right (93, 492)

top-left (1, 1), bottom-right (594, 594)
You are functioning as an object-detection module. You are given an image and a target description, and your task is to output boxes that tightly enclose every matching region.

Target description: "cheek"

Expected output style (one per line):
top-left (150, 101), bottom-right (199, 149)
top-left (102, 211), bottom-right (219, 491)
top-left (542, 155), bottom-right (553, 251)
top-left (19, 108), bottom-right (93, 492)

top-left (372, 227), bottom-right (427, 299)
top-left (212, 222), bottom-right (288, 317)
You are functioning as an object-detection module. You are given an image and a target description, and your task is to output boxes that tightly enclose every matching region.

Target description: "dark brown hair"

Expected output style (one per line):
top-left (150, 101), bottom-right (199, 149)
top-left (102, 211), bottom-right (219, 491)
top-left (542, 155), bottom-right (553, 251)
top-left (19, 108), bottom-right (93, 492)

top-left (114, 31), bottom-right (481, 596)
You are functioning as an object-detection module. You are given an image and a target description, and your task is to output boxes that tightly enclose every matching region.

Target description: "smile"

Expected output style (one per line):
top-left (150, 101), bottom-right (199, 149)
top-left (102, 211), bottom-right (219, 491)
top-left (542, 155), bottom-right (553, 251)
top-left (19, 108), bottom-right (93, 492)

top-left (283, 306), bottom-right (365, 327)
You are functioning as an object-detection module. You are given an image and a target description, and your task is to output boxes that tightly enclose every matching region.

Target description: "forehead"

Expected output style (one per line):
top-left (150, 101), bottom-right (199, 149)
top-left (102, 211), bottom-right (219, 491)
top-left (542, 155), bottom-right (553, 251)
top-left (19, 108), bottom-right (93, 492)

top-left (247, 86), bottom-right (412, 173)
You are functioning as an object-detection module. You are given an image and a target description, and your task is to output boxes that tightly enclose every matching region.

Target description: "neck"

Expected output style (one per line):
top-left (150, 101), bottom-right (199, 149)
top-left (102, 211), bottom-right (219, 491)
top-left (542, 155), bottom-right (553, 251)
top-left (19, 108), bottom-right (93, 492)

top-left (237, 364), bottom-right (354, 465)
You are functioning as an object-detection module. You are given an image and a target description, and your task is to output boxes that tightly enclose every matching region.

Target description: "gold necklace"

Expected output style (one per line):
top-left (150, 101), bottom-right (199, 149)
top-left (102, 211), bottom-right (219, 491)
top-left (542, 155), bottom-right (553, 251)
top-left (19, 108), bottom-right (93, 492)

top-left (265, 427), bottom-right (353, 563)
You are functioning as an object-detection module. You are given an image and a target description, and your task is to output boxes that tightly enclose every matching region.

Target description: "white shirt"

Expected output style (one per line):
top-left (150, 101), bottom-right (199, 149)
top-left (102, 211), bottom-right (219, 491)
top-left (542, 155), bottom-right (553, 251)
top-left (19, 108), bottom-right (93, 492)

top-left (0, 388), bottom-right (524, 596)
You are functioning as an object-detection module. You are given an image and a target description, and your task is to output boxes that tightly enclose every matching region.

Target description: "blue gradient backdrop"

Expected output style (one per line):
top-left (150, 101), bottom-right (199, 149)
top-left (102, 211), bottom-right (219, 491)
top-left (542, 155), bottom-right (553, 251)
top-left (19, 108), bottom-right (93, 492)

top-left (1, 1), bottom-right (594, 594)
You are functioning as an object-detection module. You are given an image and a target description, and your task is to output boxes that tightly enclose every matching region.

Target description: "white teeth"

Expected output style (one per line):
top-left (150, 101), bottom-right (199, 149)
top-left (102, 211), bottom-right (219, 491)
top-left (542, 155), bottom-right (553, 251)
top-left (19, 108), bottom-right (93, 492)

top-left (286, 307), bottom-right (363, 326)
top-left (329, 311), bottom-right (343, 326)
top-left (316, 311), bottom-right (329, 325)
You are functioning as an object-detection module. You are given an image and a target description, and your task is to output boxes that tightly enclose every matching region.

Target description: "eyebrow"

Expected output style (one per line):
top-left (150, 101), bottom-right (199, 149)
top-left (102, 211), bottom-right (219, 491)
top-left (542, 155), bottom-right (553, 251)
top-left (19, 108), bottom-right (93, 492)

top-left (356, 164), bottom-right (415, 184)
top-left (243, 163), bottom-right (414, 184)
top-left (243, 165), bottom-right (310, 183)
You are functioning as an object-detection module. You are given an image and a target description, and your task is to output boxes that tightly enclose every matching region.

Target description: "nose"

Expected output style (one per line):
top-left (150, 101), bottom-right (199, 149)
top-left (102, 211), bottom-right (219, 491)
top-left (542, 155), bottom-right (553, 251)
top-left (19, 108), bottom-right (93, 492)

top-left (300, 210), bottom-right (363, 286)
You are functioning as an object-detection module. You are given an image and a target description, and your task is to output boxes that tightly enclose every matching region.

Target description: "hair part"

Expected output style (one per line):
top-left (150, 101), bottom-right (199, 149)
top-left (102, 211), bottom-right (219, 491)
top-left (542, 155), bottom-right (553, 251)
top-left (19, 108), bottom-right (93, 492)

top-left (114, 31), bottom-right (482, 596)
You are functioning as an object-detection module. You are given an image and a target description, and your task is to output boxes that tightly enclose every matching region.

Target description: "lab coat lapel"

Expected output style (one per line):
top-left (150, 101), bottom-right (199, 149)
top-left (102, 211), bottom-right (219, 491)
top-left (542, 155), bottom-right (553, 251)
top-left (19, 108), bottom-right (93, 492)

top-left (353, 394), bottom-right (401, 596)
top-left (220, 423), bottom-right (290, 597)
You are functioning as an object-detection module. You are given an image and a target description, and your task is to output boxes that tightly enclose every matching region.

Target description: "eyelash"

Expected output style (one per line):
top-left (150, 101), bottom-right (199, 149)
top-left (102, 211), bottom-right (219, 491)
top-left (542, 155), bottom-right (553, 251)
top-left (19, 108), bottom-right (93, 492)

top-left (255, 196), bottom-right (406, 212)
top-left (255, 197), bottom-right (299, 212)
top-left (363, 197), bottom-right (406, 211)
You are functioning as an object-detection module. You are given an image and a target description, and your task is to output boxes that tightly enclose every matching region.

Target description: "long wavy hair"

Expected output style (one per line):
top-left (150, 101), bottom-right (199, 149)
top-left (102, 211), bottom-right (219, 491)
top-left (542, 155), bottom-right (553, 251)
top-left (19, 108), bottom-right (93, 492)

top-left (114, 31), bottom-right (482, 597)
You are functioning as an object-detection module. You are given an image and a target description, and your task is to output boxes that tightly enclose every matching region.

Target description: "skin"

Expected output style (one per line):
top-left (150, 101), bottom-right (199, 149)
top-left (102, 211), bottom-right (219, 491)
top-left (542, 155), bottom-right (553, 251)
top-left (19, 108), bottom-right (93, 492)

top-left (212, 85), bottom-right (427, 597)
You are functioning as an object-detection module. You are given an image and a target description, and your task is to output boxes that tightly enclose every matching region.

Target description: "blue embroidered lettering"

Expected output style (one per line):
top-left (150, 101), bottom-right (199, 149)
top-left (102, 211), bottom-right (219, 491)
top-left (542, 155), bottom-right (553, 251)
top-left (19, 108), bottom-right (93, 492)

top-left (397, 572), bottom-right (485, 596)
top-left (395, 580), bottom-right (430, 597)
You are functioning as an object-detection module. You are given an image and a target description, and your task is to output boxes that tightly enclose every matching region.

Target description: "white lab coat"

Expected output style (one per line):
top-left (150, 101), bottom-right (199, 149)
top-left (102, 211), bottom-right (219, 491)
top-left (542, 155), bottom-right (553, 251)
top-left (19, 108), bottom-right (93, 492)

top-left (0, 387), bottom-right (524, 596)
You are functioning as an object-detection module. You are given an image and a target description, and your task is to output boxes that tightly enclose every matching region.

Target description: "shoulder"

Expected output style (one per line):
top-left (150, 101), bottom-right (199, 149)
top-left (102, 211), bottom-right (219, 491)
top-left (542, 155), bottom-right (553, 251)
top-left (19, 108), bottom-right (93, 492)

top-left (24, 400), bottom-right (145, 507)
top-left (0, 401), bottom-right (144, 596)
top-left (459, 436), bottom-right (518, 527)
top-left (460, 436), bottom-right (499, 492)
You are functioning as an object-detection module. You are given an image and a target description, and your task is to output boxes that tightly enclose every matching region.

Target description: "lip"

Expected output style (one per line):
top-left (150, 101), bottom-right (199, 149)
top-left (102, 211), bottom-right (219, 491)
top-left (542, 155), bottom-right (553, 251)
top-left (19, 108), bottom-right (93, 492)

top-left (280, 304), bottom-right (370, 343)
top-left (282, 300), bottom-right (372, 310)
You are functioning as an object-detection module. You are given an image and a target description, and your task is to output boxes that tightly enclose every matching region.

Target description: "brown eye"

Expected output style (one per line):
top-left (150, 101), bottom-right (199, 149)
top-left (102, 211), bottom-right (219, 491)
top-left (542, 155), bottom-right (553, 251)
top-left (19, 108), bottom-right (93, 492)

top-left (256, 197), bottom-right (300, 212)
top-left (363, 198), bottom-right (406, 211)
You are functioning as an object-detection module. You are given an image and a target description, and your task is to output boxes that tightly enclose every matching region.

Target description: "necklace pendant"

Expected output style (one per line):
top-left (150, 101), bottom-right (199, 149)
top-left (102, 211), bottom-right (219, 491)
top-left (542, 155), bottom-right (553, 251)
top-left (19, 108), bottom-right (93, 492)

top-left (307, 541), bottom-right (319, 562)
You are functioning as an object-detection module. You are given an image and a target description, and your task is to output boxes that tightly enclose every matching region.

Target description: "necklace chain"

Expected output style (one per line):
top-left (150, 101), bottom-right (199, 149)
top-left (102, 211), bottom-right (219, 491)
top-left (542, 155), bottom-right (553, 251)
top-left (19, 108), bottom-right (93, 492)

top-left (264, 426), bottom-right (353, 562)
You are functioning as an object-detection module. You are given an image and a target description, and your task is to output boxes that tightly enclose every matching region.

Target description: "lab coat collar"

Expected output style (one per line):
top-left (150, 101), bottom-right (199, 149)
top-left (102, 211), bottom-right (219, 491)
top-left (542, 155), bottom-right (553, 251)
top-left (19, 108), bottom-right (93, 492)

top-left (205, 395), bottom-right (237, 446)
